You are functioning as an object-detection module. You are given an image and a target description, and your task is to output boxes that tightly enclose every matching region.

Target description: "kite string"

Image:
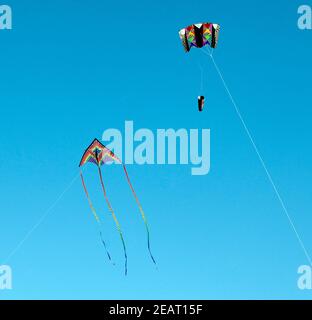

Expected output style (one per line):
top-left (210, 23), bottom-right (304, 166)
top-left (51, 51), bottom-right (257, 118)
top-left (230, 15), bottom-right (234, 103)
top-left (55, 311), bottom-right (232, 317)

top-left (80, 171), bottom-right (113, 263)
top-left (2, 172), bottom-right (80, 265)
top-left (203, 49), bottom-right (312, 267)
top-left (198, 62), bottom-right (204, 95)
top-left (123, 165), bottom-right (156, 266)
top-left (97, 165), bottom-right (128, 275)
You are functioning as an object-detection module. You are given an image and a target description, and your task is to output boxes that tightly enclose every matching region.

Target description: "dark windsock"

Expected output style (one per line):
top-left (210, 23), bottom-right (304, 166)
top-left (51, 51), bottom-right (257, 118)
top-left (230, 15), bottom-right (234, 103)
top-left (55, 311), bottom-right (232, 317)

top-left (198, 96), bottom-right (205, 112)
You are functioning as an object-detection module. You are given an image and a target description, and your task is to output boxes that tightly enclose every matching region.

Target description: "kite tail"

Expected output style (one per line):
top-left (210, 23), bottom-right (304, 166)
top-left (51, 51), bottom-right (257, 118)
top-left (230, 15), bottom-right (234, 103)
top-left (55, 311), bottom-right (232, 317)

top-left (99, 231), bottom-right (112, 262)
top-left (97, 166), bottom-right (128, 276)
top-left (123, 165), bottom-right (156, 266)
top-left (80, 171), bottom-right (113, 263)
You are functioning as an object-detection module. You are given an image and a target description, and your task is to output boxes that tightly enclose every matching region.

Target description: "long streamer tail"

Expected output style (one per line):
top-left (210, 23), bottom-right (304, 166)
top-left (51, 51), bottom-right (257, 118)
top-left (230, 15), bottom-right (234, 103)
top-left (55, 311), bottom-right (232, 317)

top-left (123, 165), bottom-right (156, 266)
top-left (99, 231), bottom-right (112, 262)
top-left (97, 166), bottom-right (128, 276)
top-left (80, 171), bottom-right (112, 262)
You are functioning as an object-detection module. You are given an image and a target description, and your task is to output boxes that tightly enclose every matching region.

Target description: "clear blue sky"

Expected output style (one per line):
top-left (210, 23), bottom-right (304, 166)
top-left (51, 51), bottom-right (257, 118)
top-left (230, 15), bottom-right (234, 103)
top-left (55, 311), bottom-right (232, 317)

top-left (1, 0), bottom-right (312, 299)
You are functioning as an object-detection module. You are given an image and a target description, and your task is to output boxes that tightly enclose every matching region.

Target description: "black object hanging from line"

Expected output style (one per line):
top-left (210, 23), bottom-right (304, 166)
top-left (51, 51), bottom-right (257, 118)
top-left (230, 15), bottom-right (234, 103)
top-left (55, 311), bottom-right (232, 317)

top-left (198, 96), bottom-right (205, 112)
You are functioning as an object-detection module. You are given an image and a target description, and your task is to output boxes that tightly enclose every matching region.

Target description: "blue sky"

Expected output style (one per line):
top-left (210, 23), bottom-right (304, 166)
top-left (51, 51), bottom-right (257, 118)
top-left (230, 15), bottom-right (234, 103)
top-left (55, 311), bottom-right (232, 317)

top-left (1, 0), bottom-right (312, 299)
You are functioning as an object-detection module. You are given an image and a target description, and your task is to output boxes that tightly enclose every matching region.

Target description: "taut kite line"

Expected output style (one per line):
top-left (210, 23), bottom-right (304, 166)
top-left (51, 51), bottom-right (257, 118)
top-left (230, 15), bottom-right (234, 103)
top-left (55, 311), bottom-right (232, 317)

top-left (79, 138), bottom-right (156, 275)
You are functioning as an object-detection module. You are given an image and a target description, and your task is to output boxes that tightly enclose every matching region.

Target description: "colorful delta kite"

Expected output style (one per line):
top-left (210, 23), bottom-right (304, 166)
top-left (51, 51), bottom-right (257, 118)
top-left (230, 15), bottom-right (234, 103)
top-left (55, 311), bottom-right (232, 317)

top-left (179, 23), bottom-right (220, 52)
top-left (79, 139), bottom-right (156, 275)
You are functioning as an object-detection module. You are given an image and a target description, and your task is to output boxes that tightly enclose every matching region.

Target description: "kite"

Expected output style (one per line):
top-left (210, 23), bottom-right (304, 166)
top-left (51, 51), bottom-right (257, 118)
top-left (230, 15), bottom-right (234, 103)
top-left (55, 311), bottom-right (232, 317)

top-left (79, 138), bottom-right (156, 275)
top-left (179, 22), bottom-right (220, 111)
top-left (179, 23), bottom-right (220, 52)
